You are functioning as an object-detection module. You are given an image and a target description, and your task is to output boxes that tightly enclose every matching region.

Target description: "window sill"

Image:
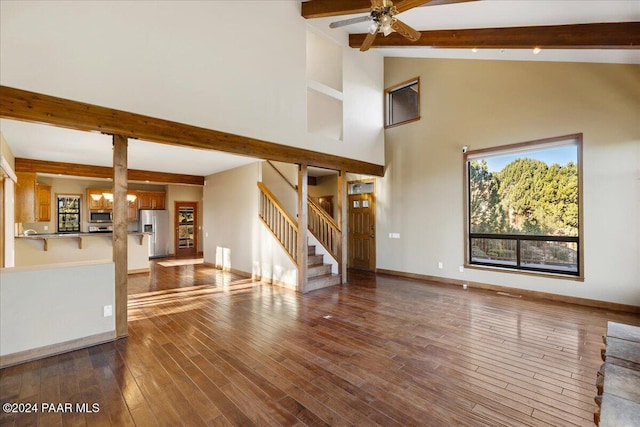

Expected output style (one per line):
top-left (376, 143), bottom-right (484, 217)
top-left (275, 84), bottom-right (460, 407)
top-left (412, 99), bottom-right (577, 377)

top-left (465, 263), bottom-right (584, 282)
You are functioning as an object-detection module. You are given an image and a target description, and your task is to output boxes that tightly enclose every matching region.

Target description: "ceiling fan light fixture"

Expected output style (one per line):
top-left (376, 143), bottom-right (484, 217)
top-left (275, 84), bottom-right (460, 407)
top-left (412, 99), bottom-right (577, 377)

top-left (368, 22), bottom-right (379, 34)
top-left (382, 22), bottom-right (394, 36)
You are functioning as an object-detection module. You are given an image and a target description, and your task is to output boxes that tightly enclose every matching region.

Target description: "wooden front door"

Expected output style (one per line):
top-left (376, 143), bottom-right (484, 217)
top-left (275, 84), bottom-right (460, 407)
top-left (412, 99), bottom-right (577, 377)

top-left (348, 183), bottom-right (376, 271)
top-left (175, 201), bottom-right (198, 258)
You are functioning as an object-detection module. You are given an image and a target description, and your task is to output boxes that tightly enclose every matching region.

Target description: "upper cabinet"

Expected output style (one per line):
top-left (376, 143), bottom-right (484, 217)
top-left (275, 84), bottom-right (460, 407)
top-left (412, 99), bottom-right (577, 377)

top-left (86, 188), bottom-right (165, 222)
top-left (87, 188), bottom-right (113, 210)
top-left (137, 191), bottom-right (165, 210)
top-left (15, 172), bottom-right (36, 223)
top-left (15, 172), bottom-right (51, 223)
top-left (36, 184), bottom-right (52, 222)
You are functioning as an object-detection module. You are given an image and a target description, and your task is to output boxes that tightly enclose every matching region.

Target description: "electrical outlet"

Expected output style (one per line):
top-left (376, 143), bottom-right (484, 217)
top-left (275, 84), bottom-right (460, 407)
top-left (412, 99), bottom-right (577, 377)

top-left (438, 262), bottom-right (443, 269)
top-left (43, 225), bottom-right (48, 231)
top-left (459, 265), bottom-right (464, 273)
top-left (103, 305), bottom-right (113, 317)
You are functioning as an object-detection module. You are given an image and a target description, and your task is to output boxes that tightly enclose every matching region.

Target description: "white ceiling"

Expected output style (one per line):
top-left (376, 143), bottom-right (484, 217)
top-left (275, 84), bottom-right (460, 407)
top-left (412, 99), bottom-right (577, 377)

top-left (307, 0), bottom-right (640, 64)
top-left (0, 119), bottom-right (258, 178)
top-left (1, 0), bottom-right (638, 182)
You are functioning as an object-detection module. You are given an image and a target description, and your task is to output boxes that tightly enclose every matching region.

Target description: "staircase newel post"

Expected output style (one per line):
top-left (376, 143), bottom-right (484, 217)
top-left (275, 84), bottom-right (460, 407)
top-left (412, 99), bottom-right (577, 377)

top-left (297, 164), bottom-right (309, 293)
top-left (337, 169), bottom-right (348, 284)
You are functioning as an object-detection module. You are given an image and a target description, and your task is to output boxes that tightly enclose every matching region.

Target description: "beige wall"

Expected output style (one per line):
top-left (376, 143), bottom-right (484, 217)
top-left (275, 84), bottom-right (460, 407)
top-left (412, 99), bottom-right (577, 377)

top-left (309, 174), bottom-right (338, 218)
top-left (203, 162), bottom-right (297, 288)
top-left (381, 58), bottom-right (640, 306)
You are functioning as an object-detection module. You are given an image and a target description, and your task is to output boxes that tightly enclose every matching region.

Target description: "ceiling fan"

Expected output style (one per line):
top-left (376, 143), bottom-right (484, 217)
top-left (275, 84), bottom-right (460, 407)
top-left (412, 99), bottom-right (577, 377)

top-left (329, 0), bottom-right (425, 52)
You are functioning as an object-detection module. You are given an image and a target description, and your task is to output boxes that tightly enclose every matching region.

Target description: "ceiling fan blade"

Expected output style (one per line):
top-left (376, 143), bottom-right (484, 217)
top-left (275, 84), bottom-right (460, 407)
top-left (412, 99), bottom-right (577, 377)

top-left (330, 15), bottom-right (372, 29)
top-left (394, 0), bottom-right (435, 14)
top-left (360, 31), bottom-right (378, 52)
top-left (302, 0), bottom-right (478, 19)
top-left (391, 19), bottom-right (421, 42)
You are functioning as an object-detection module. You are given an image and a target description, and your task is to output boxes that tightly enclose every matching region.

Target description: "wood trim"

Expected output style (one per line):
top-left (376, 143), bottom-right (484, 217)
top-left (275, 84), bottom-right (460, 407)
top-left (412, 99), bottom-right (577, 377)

top-left (376, 268), bottom-right (640, 314)
top-left (15, 158), bottom-right (204, 186)
top-left (0, 86), bottom-right (384, 177)
top-left (112, 135), bottom-right (128, 338)
top-left (127, 268), bottom-right (150, 275)
top-left (337, 170), bottom-right (348, 283)
top-left (297, 164), bottom-right (309, 293)
top-left (349, 22), bottom-right (640, 49)
top-left (301, 0), bottom-right (476, 19)
top-left (384, 77), bottom-right (420, 129)
top-left (0, 330), bottom-right (117, 368)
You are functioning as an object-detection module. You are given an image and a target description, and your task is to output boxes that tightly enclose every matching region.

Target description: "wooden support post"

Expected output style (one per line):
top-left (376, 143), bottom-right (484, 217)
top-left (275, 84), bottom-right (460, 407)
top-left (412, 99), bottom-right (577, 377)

top-left (297, 164), bottom-right (308, 293)
top-left (337, 170), bottom-right (348, 284)
top-left (112, 135), bottom-right (128, 338)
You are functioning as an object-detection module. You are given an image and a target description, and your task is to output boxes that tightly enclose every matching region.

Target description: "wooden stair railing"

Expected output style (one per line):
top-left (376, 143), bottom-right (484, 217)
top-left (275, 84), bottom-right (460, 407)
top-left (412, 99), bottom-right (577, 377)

top-left (258, 182), bottom-right (298, 264)
top-left (308, 197), bottom-right (340, 262)
top-left (264, 160), bottom-right (342, 264)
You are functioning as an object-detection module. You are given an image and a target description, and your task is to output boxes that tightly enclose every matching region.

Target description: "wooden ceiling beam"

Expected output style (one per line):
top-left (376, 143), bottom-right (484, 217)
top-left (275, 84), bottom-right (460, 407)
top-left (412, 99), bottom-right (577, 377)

top-left (301, 0), bottom-right (477, 19)
top-left (0, 86), bottom-right (384, 177)
top-left (349, 22), bottom-right (640, 49)
top-left (15, 158), bottom-right (205, 186)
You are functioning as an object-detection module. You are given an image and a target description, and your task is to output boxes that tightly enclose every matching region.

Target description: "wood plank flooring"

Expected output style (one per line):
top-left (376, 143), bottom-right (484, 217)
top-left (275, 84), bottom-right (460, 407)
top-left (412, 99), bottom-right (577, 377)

top-left (2, 262), bottom-right (639, 426)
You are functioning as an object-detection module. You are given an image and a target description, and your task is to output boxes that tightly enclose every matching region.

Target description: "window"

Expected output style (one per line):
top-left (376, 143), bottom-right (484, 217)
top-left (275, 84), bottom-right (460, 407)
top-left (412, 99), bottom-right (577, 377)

top-left (385, 78), bottom-right (419, 127)
top-left (464, 134), bottom-right (582, 277)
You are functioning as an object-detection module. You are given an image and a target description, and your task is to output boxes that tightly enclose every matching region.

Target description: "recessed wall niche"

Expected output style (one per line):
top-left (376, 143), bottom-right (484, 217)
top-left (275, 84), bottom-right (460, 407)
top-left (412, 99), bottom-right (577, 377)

top-left (306, 29), bottom-right (343, 141)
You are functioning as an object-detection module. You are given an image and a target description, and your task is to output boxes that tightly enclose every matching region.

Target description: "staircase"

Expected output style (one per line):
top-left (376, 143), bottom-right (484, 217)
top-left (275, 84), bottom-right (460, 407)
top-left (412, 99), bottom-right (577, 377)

top-left (307, 244), bottom-right (341, 292)
top-left (257, 168), bottom-right (344, 293)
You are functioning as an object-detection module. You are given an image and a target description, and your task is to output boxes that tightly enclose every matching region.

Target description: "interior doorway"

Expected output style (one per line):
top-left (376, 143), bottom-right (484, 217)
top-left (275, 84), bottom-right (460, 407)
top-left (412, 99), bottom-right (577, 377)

top-left (347, 179), bottom-right (376, 271)
top-left (175, 201), bottom-right (198, 258)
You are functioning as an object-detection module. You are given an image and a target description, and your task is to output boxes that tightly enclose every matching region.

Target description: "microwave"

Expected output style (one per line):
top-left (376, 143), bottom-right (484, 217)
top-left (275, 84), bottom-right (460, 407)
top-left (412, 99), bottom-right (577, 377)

top-left (89, 210), bottom-right (112, 223)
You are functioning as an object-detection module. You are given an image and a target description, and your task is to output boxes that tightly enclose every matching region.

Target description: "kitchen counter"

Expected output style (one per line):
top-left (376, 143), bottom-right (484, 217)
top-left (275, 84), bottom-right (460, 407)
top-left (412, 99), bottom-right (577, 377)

top-left (14, 232), bottom-right (152, 273)
top-left (16, 231), bottom-right (151, 251)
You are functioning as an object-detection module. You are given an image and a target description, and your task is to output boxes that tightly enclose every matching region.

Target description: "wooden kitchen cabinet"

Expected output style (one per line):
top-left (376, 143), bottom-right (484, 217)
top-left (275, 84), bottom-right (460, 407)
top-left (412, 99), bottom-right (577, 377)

top-left (36, 184), bottom-right (52, 222)
top-left (87, 188), bottom-right (113, 210)
top-left (136, 191), bottom-right (165, 210)
top-left (15, 172), bottom-right (36, 223)
top-left (15, 173), bottom-right (51, 223)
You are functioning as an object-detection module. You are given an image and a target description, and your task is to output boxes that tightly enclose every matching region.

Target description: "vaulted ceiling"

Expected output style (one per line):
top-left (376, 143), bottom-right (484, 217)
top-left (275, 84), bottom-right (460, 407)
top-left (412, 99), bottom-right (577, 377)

top-left (1, 1), bottom-right (638, 183)
top-left (302, 0), bottom-right (640, 64)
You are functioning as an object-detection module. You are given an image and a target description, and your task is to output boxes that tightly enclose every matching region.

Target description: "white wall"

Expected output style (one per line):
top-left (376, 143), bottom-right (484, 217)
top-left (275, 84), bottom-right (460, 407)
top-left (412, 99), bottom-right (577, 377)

top-left (0, 261), bottom-right (115, 357)
top-left (380, 58), bottom-right (640, 306)
top-left (0, 1), bottom-right (384, 166)
top-left (0, 133), bottom-right (15, 267)
top-left (203, 163), bottom-right (297, 288)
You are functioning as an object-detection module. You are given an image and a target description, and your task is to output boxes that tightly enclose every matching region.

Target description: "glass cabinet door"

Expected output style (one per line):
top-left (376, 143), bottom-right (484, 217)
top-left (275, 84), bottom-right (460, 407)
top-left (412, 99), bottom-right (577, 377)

top-left (57, 195), bottom-right (81, 233)
top-left (177, 206), bottom-right (195, 249)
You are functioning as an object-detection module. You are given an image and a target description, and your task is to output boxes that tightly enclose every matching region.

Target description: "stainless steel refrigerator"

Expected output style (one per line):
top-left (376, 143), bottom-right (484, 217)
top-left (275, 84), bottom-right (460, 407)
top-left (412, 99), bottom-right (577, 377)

top-left (139, 210), bottom-right (170, 258)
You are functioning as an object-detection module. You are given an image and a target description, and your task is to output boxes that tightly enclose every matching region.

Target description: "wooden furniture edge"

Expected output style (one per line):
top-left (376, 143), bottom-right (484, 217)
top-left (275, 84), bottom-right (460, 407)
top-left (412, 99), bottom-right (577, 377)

top-left (0, 330), bottom-right (117, 368)
top-left (375, 268), bottom-right (640, 314)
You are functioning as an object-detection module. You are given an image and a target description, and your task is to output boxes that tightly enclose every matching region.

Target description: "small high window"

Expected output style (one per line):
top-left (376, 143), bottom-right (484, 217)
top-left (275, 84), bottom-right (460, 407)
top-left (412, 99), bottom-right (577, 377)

top-left (385, 78), bottom-right (419, 128)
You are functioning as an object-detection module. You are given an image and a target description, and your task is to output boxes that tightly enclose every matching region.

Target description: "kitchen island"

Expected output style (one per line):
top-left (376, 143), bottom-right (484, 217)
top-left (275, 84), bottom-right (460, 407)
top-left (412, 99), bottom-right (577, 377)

top-left (15, 231), bottom-right (152, 273)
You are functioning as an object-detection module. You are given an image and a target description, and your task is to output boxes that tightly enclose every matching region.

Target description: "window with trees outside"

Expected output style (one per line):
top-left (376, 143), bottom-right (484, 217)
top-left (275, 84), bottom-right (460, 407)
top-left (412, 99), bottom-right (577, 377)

top-left (465, 134), bottom-right (582, 277)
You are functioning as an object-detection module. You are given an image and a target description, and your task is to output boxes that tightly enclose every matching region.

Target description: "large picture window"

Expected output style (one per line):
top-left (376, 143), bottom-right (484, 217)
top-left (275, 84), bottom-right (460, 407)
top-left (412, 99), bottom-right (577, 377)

top-left (464, 134), bottom-right (582, 277)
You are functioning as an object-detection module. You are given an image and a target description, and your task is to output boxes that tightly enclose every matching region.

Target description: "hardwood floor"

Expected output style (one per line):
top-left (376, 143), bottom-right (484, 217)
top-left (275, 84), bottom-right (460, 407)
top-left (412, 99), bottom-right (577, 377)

top-left (2, 264), bottom-right (639, 426)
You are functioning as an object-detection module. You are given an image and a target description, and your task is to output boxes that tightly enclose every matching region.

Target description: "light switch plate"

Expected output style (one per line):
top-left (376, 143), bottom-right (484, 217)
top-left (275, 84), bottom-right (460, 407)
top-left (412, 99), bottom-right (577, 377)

top-left (103, 305), bottom-right (113, 317)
